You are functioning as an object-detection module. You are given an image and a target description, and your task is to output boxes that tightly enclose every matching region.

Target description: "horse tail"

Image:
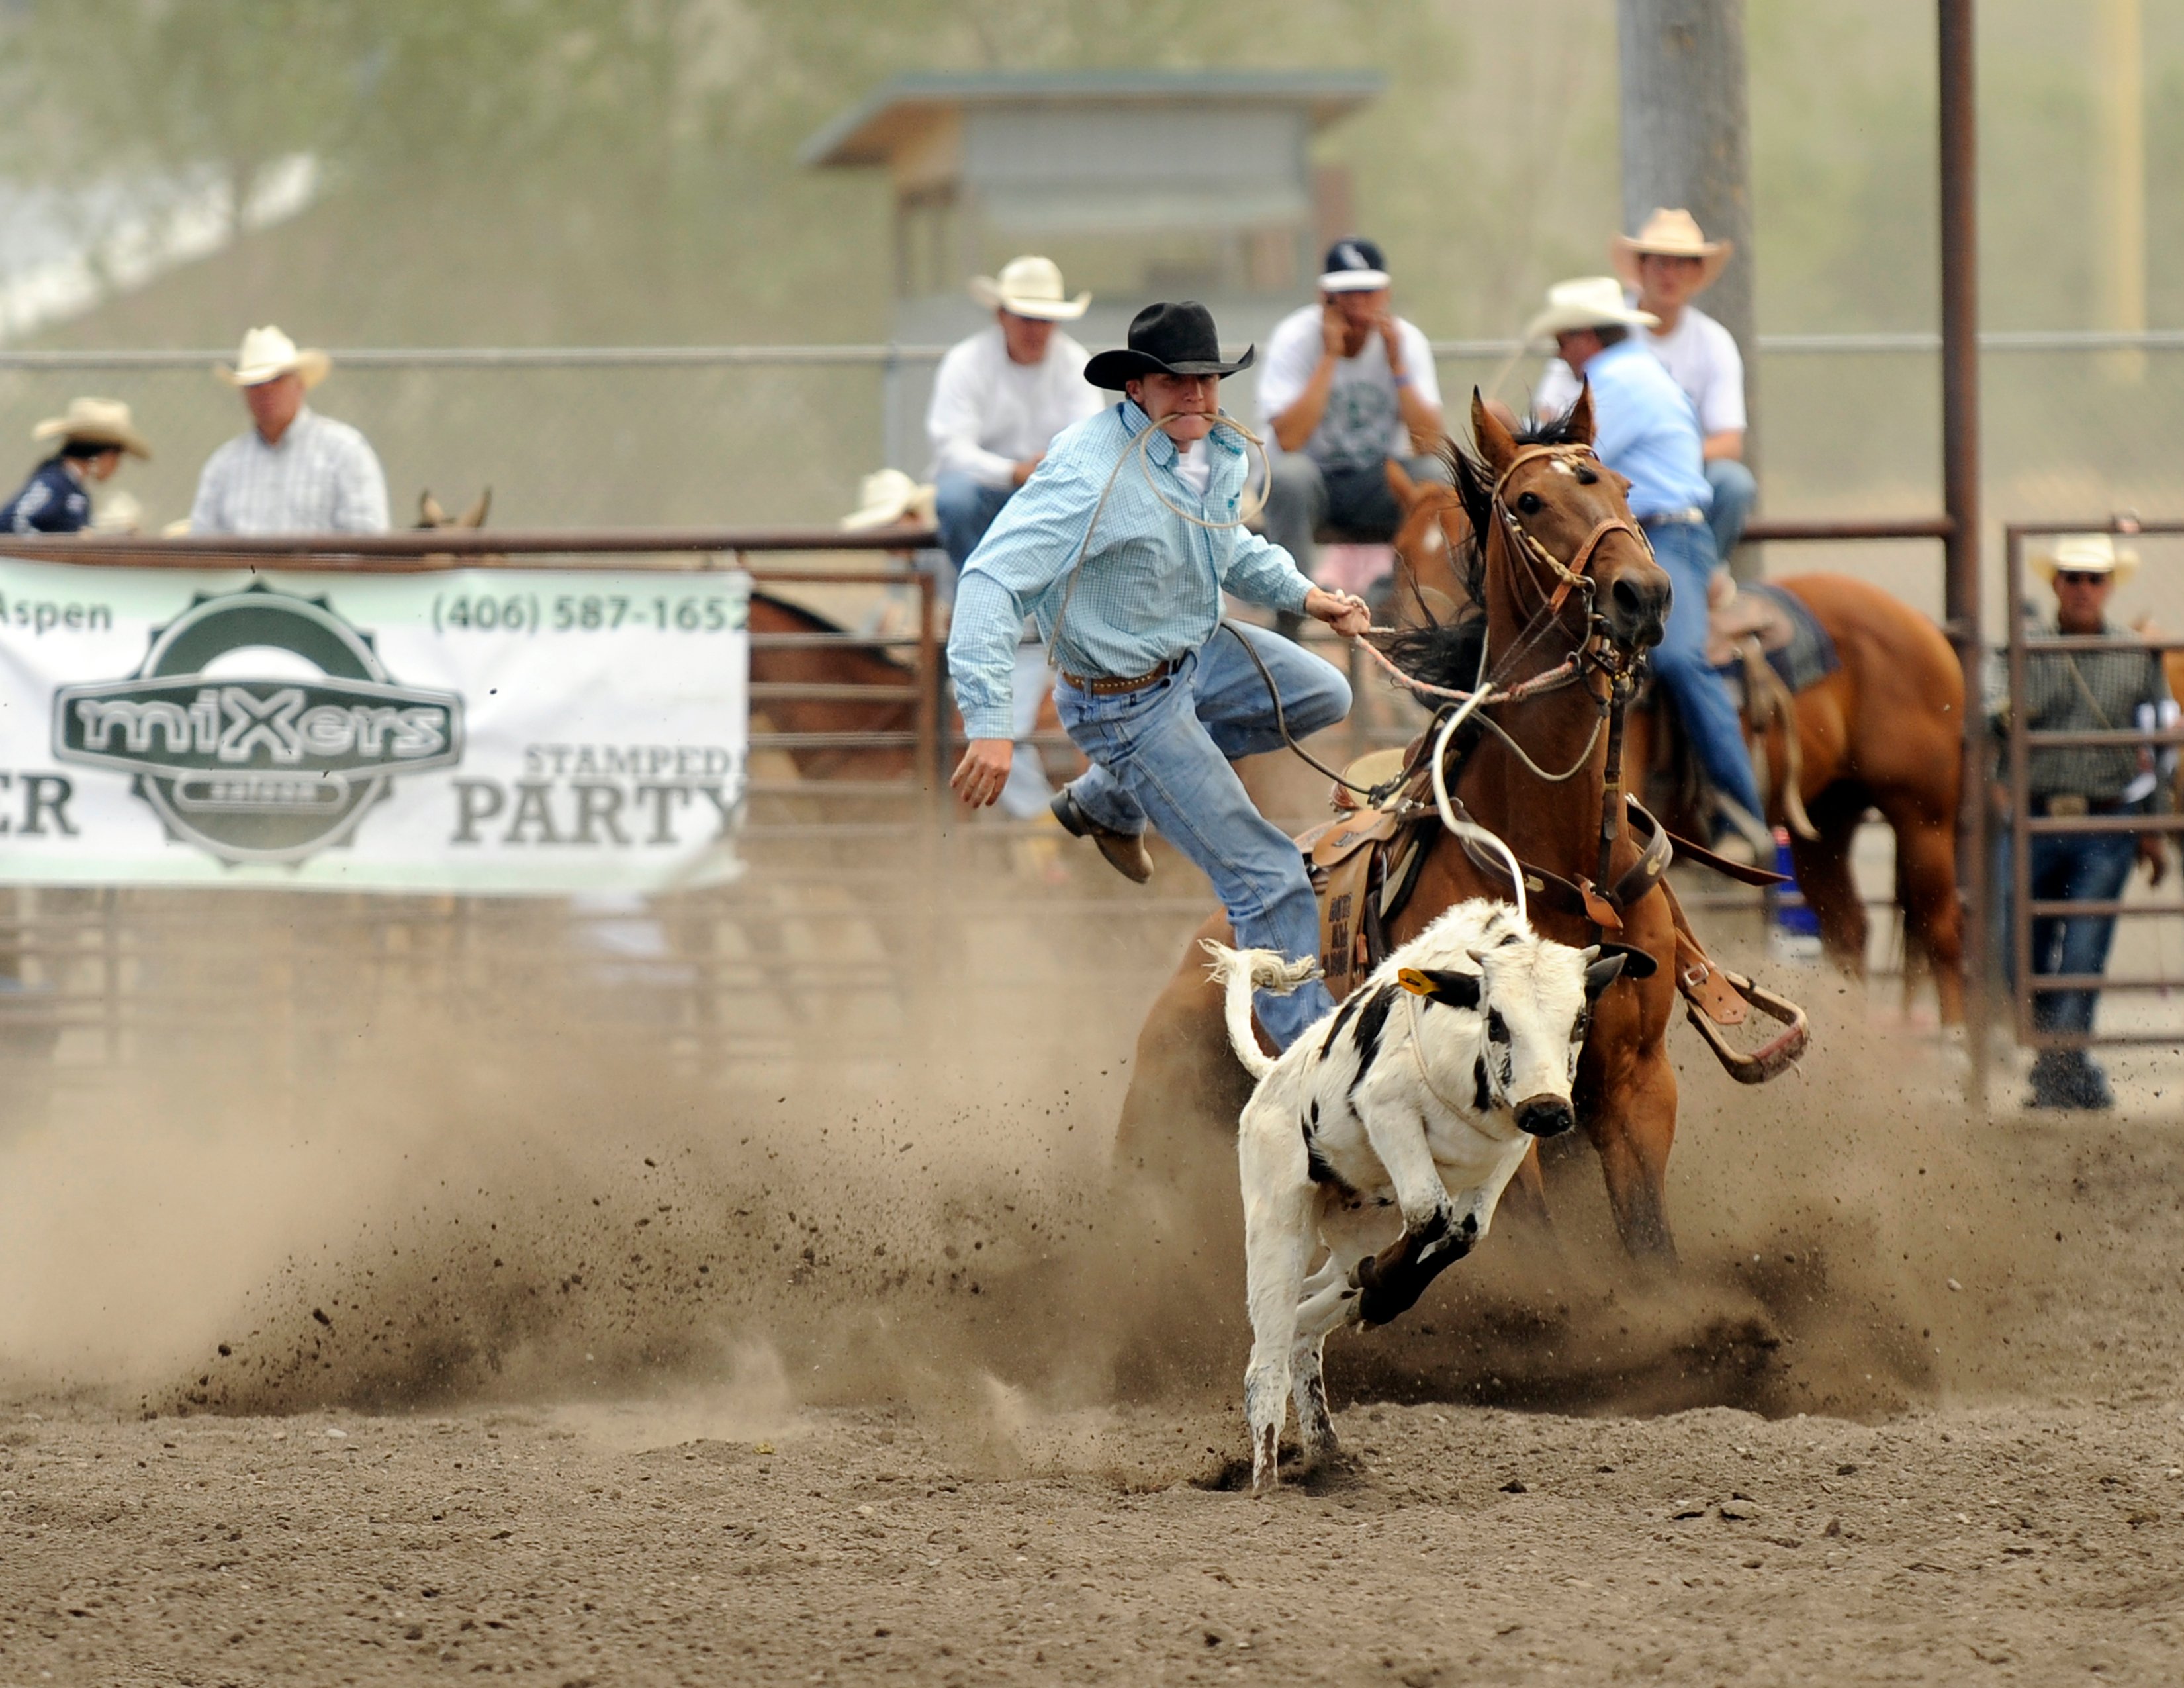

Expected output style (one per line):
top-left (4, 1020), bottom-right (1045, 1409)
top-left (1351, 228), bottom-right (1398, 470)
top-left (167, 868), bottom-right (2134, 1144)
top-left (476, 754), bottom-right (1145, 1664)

top-left (1199, 939), bottom-right (1314, 1082)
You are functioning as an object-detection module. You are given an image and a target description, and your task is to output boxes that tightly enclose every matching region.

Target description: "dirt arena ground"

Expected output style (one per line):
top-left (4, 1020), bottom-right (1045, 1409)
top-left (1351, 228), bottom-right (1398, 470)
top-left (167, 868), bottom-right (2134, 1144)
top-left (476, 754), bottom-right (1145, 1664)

top-left (3, 896), bottom-right (2182, 1685)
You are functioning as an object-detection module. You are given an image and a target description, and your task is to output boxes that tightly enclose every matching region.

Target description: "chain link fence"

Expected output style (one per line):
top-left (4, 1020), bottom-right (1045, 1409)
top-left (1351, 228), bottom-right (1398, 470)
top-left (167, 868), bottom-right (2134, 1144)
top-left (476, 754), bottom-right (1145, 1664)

top-left (3, 335), bottom-right (2183, 629)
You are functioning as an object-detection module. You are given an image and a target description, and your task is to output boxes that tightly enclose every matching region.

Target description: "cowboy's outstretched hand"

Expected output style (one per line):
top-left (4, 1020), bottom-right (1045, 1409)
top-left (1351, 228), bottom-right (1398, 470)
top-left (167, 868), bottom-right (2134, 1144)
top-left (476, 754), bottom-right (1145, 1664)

top-left (1305, 587), bottom-right (1373, 637)
top-left (951, 738), bottom-right (1014, 808)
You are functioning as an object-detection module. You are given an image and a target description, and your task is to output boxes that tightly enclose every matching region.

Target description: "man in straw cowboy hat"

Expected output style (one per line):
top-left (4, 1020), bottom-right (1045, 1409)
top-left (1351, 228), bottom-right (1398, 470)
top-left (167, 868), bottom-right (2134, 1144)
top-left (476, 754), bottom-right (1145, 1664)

top-left (1991, 533), bottom-right (2175, 1110)
top-left (1537, 209), bottom-right (1755, 563)
top-left (0, 398), bottom-right (149, 533)
top-left (927, 256), bottom-right (1103, 577)
top-left (1258, 236), bottom-right (1448, 616)
top-left (948, 300), bottom-right (1372, 1051)
top-left (1527, 275), bottom-right (1768, 852)
top-left (189, 326), bottom-right (388, 535)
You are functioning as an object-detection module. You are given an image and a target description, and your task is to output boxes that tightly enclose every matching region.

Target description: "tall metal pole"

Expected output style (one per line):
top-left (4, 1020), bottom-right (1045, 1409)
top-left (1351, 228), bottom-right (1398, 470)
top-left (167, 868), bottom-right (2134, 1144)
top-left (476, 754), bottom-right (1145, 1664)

top-left (1939, 0), bottom-right (1987, 1104)
top-left (1617, 0), bottom-right (1762, 577)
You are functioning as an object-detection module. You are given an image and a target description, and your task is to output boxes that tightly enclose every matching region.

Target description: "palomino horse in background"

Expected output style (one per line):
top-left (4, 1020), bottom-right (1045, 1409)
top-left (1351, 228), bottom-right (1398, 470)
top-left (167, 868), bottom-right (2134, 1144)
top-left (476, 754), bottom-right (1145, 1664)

top-left (1388, 461), bottom-right (1967, 1022)
top-left (1120, 389), bottom-right (1693, 1263)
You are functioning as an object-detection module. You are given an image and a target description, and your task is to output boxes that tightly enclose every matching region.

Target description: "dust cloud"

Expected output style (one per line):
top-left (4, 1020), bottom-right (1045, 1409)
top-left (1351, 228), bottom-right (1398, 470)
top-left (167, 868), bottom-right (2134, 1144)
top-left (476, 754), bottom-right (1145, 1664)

top-left (0, 893), bottom-right (2046, 1456)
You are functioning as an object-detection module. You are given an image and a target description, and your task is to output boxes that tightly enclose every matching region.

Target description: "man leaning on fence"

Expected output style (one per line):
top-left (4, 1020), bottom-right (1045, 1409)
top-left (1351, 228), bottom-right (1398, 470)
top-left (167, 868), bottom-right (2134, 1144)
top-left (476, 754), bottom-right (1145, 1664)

top-left (1993, 534), bottom-right (2176, 1111)
top-left (189, 326), bottom-right (390, 536)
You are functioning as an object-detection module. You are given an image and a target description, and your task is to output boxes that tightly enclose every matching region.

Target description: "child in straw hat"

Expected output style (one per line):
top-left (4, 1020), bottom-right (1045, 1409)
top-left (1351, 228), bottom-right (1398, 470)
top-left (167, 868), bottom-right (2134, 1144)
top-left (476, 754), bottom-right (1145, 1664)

top-left (1, 398), bottom-right (150, 534)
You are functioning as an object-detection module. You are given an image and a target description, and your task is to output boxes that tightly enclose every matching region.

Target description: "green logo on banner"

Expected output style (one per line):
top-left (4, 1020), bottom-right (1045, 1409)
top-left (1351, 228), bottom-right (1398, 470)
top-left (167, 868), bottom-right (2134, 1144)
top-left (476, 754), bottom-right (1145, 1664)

top-left (52, 583), bottom-right (463, 864)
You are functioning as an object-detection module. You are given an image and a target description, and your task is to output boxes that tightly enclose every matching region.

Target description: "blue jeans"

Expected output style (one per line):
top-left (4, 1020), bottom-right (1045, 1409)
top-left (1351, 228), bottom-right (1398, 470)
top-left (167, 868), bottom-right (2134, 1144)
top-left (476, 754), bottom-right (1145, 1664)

top-left (1995, 819), bottom-right (2140, 1037)
top-left (936, 472), bottom-right (1015, 570)
top-left (1055, 622), bottom-right (1351, 1051)
top-left (1646, 518), bottom-right (1766, 825)
top-left (1706, 458), bottom-right (1757, 561)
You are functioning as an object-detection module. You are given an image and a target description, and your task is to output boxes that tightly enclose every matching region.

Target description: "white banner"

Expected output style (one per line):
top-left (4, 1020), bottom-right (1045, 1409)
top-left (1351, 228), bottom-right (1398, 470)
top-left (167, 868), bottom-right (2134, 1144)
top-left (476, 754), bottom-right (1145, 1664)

top-left (0, 558), bottom-right (748, 893)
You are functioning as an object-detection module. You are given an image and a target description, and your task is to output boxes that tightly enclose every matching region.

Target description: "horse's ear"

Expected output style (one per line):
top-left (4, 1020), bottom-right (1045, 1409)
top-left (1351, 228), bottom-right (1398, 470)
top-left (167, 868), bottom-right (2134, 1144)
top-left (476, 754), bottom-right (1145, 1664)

top-left (460, 487), bottom-right (492, 529)
top-left (1471, 388), bottom-right (1516, 477)
top-left (1563, 379), bottom-right (1597, 446)
top-left (419, 490), bottom-right (446, 527)
top-left (1386, 456), bottom-right (1416, 506)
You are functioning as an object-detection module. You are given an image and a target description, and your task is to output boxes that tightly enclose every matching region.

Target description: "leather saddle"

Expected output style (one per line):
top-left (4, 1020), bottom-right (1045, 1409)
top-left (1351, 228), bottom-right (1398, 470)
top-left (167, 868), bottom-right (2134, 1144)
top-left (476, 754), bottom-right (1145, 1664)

top-left (1703, 574), bottom-right (1799, 670)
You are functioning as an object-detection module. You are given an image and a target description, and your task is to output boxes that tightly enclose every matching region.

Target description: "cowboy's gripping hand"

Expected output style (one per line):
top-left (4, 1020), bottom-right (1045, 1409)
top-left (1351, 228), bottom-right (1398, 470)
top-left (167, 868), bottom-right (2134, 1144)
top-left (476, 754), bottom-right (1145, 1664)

top-left (1306, 587), bottom-right (1373, 638)
top-left (951, 738), bottom-right (1014, 808)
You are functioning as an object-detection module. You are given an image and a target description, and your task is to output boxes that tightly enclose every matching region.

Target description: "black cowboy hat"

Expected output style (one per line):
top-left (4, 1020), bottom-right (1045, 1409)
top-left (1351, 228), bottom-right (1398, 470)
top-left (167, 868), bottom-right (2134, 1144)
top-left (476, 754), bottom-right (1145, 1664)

top-left (1083, 301), bottom-right (1255, 390)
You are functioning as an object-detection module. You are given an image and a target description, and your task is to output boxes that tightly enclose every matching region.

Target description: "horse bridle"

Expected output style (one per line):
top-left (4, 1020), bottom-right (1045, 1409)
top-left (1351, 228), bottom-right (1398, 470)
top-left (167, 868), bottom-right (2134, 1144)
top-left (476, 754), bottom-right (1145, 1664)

top-left (1486, 442), bottom-right (1653, 680)
top-left (1473, 442), bottom-right (1659, 889)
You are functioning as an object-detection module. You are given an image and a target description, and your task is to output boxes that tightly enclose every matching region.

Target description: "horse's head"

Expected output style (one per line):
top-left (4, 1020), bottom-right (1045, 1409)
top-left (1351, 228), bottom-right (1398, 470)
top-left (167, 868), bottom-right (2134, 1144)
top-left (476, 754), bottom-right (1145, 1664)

top-left (1458, 387), bottom-right (1670, 656)
top-left (1386, 459), bottom-right (1475, 628)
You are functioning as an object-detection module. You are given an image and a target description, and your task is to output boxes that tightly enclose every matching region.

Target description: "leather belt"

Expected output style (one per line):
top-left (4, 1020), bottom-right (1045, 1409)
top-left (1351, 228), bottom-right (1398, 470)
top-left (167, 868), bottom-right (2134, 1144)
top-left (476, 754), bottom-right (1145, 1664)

top-left (1062, 657), bottom-right (1177, 695)
top-left (1638, 508), bottom-right (1706, 528)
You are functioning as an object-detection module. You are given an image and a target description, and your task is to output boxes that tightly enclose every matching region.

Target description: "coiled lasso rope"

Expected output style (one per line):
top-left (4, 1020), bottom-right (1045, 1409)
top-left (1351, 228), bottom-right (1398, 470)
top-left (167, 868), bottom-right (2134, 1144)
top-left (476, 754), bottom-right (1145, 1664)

top-left (1044, 405), bottom-right (1273, 664)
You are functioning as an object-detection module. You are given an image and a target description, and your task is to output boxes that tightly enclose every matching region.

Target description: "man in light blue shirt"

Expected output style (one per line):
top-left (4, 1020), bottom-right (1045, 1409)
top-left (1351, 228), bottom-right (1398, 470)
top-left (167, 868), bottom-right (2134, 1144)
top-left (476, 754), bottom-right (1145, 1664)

top-left (948, 301), bottom-right (1373, 1050)
top-left (1526, 277), bottom-right (1765, 842)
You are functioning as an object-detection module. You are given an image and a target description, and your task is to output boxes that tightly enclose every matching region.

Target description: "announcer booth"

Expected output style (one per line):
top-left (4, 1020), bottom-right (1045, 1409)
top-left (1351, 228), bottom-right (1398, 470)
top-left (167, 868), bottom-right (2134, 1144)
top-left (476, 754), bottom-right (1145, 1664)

top-left (800, 68), bottom-right (1385, 469)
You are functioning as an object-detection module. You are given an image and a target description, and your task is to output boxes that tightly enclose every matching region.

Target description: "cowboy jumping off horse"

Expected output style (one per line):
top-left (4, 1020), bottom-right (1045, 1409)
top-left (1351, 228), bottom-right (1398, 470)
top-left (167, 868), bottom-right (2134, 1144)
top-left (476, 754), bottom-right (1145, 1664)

top-left (948, 301), bottom-right (1373, 1051)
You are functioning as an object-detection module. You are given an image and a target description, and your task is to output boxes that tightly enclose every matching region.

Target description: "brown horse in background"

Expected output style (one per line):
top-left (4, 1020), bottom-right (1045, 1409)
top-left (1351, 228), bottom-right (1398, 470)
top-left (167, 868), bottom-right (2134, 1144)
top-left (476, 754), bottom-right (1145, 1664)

top-left (1388, 463), bottom-right (1967, 1022)
top-left (1118, 390), bottom-right (1693, 1262)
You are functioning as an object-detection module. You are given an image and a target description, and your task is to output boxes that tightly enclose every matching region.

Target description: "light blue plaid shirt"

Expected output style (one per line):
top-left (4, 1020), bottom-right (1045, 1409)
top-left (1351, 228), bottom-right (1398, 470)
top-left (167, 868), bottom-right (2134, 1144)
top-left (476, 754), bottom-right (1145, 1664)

top-left (948, 399), bottom-right (1314, 740)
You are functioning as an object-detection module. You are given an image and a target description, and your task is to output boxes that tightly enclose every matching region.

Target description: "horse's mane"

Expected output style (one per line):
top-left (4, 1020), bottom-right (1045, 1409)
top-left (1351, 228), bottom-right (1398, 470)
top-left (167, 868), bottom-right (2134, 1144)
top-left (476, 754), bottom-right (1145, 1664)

top-left (1371, 615), bottom-right (1487, 698)
top-left (1435, 404), bottom-right (1591, 612)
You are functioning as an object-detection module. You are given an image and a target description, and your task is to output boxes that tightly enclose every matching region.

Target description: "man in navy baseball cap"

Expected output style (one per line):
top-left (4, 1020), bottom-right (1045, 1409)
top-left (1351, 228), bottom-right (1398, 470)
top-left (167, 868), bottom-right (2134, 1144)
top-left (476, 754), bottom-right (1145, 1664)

top-left (1257, 238), bottom-right (1446, 628)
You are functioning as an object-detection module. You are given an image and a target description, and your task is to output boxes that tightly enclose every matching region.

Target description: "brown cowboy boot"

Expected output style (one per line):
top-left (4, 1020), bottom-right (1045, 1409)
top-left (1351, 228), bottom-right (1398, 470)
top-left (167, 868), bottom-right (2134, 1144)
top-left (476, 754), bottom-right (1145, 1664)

top-left (1050, 788), bottom-right (1153, 884)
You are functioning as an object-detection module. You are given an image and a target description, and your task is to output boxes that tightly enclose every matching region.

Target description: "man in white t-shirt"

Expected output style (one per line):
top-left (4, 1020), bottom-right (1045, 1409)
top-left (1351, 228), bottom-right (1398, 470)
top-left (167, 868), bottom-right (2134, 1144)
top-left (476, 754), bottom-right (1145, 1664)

top-left (927, 256), bottom-right (1103, 575)
top-left (1534, 209), bottom-right (1755, 561)
top-left (1257, 238), bottom-right (1447, 622)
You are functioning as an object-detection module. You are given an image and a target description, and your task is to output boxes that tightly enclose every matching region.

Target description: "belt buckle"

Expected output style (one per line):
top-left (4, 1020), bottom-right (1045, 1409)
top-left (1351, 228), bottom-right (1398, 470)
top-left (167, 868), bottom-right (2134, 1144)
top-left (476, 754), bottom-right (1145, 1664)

top-left (2046, 794), bottom-right (2090, 818)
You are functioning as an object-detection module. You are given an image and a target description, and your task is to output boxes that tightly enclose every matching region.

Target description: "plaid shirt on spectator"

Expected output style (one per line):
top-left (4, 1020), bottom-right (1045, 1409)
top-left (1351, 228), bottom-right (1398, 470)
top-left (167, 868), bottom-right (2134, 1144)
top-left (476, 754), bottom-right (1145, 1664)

top-left (188, 407), bottom-right (390, 535)
top-left (1996, 619), bottom-right (2174, 807)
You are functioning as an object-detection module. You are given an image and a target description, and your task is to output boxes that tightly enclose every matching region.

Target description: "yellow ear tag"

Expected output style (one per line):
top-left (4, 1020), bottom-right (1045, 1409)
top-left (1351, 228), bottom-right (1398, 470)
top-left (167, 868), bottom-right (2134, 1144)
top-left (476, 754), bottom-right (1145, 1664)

top-left (1397, 968), bottom-right (1436, 998)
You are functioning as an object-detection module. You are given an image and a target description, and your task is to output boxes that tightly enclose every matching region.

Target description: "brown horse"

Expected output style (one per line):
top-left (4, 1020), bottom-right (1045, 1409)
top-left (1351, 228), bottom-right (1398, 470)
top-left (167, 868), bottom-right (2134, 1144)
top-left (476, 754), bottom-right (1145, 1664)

top-left (1387, 464), bottom-right (1967, 1021)
top-left (1116, 389), bottom-right (1692, 1262)
top-left (746, 592), bottom-right (927, 783)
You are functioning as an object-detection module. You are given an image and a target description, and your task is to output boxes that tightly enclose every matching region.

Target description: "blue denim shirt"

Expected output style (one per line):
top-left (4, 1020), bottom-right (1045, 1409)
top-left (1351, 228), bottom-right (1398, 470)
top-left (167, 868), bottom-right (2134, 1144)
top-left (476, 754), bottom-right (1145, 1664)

top-left (1581, 336), bottom-right (1712, 519)
top-left (948, 400), bottom-right (1314, 741)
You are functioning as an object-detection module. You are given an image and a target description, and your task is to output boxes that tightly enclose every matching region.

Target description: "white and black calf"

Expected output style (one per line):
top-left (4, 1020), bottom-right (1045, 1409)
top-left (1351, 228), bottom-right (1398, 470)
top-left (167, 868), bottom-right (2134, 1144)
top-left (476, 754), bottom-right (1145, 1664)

top-left (1204, 899), bottom-right (1645, 1491)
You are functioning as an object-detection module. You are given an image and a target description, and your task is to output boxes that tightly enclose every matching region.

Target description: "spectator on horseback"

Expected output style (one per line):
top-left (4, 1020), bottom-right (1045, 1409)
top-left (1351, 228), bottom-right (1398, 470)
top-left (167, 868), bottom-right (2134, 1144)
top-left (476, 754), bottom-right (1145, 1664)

top-left (927, 256), bottom-right (1103, 575)
top-left (1993, 534), bottom-right (2175, 1111)
top-left (189, 326), bottom-right (389, 535)
top-left (1527, 276), bottom-right (1768, 853)
top-left (0, 398), bottom-right (149, 533)
top-left (1537, 209), bottom-right (1754, 563)
top-left (1257, 238), bottom-right (1448, 627)
top-left (948, 301), bottom-right (1372, 1051)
